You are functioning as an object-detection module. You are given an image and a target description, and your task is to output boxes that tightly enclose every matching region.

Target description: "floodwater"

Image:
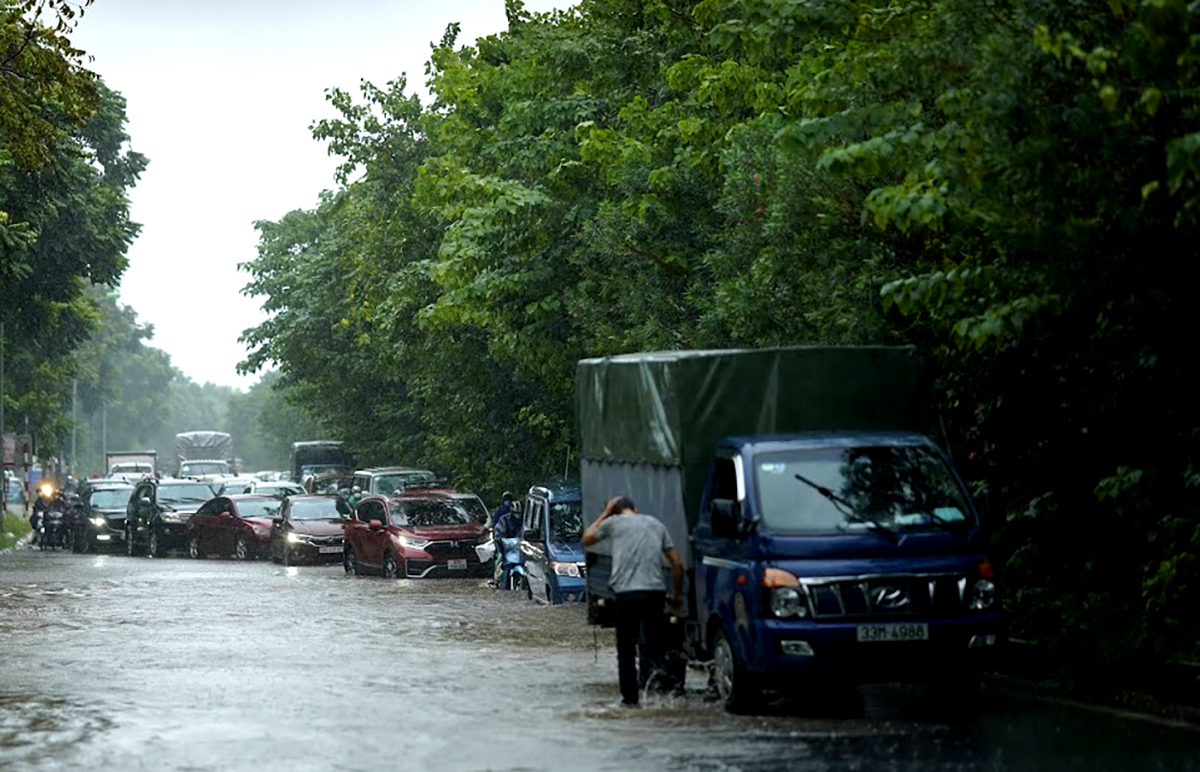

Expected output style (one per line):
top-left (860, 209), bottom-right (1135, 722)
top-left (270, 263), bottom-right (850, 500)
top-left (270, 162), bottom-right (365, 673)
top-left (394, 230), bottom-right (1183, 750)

top-left (1, 548), bottom-right (1197, 771)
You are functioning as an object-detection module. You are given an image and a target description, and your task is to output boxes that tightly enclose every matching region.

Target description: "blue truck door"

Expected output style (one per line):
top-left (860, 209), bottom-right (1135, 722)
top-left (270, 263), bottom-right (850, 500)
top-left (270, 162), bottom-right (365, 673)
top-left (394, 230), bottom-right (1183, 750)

top-left (694, 454), bottom-right (751, 655)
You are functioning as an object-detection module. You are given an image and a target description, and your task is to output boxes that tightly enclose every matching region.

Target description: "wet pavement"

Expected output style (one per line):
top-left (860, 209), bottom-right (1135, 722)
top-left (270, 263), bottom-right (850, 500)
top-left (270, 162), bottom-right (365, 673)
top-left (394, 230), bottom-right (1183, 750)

top-left (1, 548), bottom-right (1197, 771)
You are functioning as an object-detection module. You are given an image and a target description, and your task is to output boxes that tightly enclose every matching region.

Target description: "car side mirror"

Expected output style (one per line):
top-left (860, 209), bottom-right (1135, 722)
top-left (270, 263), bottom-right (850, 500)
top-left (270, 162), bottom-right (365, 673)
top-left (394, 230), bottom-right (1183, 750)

top-left (369, 519), bottom-right (383, 531)
top-left (523, 528), bottom-right (540, 542)
top-left (711, 498), bottom-right (742, 539)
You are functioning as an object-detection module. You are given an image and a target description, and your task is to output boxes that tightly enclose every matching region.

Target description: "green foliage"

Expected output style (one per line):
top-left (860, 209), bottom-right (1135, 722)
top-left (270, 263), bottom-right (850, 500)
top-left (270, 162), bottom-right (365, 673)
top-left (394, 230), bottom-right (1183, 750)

top-left (242, 0), bottom-right (1200, 679)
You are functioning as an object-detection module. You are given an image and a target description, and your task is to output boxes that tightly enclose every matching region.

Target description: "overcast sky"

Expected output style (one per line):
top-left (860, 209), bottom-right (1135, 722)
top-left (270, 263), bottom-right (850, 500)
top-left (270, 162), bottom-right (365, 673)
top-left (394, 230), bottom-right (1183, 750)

top-left (72, 0), bottom-right (561, 390)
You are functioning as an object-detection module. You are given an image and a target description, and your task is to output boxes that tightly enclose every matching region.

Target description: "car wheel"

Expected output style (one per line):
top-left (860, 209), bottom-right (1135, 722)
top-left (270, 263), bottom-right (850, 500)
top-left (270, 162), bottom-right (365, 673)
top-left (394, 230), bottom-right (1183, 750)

top-left (382, 550), bottom-right (399, 579)
top-left (711, 629), bottom-right (762, 714)
top-left (148, 529), bottom-right (163, 558)
top-left (233, 535), bottom-right (249, 561)
top-left (189, 534), bottom-right (203, 560)
top-left (125, 527), bottom-right (136, 556)
top-left (343, 545), bottom-right (358, 576)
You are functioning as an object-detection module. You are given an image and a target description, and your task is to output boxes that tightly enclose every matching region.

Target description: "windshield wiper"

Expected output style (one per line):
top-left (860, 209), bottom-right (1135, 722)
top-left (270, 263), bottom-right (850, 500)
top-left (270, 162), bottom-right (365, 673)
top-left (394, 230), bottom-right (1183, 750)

top-left (840, 480), bottom-right (967, 542)
top-left (793, 473), bottom-right (897, 544)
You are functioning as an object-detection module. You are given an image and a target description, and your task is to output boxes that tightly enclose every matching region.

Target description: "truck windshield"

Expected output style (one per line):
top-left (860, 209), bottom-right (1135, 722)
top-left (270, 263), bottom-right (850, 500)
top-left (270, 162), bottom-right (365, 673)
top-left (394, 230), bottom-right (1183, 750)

top-left (753, 445), bottom-right (974, 534)
top-left (549, 501), bottom-right (584, 542)
top-left (182, 462), bottom-right (227, 476)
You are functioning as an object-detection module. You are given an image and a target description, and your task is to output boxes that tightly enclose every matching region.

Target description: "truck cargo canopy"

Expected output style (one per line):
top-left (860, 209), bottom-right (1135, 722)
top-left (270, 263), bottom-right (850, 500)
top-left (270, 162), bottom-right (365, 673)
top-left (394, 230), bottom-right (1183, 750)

top-left (576, 347), bottom-right (925, 467)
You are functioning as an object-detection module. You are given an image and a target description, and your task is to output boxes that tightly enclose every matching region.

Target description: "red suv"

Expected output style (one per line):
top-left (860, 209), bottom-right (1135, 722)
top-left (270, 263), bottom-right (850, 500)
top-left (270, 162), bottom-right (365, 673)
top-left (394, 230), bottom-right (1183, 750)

top-left (343, 494), bottom-right (489, 579)
top-left (187, 495), bottom-right (281, 560)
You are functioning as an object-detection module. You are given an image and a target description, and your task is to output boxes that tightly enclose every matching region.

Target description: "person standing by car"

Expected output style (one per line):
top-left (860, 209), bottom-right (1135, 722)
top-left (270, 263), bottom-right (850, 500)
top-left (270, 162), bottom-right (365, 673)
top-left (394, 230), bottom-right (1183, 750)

top-left (583, 495), bottom-right (684, 707)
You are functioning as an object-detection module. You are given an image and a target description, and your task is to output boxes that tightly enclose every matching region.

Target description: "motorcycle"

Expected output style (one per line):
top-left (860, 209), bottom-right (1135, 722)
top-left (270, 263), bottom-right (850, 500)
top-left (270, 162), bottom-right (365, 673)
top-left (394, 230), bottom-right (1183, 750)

top-left (39, 508), bottom-right (67, 551)
top-left (497, 536), bottom-right (526, 591)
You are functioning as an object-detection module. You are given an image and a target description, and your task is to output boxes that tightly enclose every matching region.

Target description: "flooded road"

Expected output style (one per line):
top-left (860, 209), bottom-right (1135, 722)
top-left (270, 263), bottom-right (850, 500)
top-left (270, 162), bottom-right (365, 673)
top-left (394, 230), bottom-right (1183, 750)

top-left (1, 549), bottom-right (1197, 771)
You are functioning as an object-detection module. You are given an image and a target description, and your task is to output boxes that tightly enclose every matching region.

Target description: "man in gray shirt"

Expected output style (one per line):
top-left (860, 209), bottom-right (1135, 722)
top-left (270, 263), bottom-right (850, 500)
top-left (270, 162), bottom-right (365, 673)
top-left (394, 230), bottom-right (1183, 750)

top-left (583, 495), bottom-right (683, 706)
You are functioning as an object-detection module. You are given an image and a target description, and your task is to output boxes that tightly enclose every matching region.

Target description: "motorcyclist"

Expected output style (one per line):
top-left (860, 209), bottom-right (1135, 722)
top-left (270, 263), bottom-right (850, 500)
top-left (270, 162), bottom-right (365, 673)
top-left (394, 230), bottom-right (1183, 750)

top-left (492, 495), bottom-right (525, 589)
top-left (30, 483), bottom-right (55, 546)
top-left (346, 485), bottom-right (364, 507)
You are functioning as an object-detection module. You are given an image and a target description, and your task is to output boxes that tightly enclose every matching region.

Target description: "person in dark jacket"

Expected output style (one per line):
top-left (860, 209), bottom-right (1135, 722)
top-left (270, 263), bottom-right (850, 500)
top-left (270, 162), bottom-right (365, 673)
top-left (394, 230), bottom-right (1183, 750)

top-left (491, 492), bottom-right (521, 586)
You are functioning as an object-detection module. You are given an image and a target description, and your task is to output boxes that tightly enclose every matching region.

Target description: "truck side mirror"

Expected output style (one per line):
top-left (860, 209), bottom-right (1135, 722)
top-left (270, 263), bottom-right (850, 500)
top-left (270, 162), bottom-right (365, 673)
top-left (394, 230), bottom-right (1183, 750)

top-left (711, 498), bottom-right (742, 539)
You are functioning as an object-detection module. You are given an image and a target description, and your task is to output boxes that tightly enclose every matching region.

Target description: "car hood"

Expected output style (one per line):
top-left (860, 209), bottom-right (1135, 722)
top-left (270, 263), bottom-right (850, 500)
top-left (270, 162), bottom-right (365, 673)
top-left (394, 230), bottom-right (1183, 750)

top-left (289, 519), bottom-right (344, 537)
top-left (548, 541), bottom-right (585, 562)
top-left (402, 524), bottom-right (486, 540)
top-left (243, 516), bottom-right (275, 529)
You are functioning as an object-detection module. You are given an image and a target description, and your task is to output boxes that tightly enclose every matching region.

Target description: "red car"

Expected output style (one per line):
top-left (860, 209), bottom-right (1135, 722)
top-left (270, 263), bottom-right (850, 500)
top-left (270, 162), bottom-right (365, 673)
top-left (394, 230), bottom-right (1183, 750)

top-left (187, 494), bottom-right (281, 560)
top-left (343, 494), bottom-right (489, 579)
top-left (269, 495), bottom-right (349, 565)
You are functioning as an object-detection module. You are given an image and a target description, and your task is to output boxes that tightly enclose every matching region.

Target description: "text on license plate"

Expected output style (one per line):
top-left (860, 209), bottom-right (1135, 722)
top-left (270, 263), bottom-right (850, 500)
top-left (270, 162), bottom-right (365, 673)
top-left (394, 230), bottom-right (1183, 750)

top-left (856, 623), bottom-right (928, 642)
top-left (318, 546), bottom-right (340, 554)
top-left (447, 559), bottom-right (467, 571)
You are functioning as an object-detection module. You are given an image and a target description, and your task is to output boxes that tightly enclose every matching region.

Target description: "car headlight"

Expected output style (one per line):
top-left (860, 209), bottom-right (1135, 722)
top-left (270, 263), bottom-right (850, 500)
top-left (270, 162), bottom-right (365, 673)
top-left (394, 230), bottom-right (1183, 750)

top-left (252, 526), bottom-right (270, 537)
top-left (551, 561), bottom-right (581, 577)
top-left (970, 579), bottom-right (996, 610)
top-left (286, 532), bottom-right (310, 544)
top-left (397, 535), bottom-right (430, 550)
top-left (91, 517), bottom-right (107, 527)
top-left (769, 587), bottom-right (809, 618)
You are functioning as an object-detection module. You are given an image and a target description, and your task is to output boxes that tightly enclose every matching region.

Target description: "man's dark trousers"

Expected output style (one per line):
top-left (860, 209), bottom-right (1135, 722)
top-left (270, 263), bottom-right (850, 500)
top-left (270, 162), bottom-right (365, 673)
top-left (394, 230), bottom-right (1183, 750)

top-left (614, 590), bottom-right (666, 705)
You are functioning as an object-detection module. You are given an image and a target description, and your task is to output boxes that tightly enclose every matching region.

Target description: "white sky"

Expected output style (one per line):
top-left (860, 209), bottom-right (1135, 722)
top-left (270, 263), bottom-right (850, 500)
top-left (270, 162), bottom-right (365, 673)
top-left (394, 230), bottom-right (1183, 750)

top-left (72, 0), bottom-right (562, 389)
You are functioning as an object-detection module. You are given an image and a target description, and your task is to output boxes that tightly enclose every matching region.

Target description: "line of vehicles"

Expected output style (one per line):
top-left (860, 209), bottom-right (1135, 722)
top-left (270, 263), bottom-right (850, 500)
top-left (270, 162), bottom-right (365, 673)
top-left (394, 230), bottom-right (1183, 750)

top-left (32, 346), bottom-right (1004, 714)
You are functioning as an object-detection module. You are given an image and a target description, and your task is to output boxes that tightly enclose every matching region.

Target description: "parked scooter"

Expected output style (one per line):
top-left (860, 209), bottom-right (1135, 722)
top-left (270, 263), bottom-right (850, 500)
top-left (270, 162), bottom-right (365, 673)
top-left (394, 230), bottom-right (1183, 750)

top-left (497, 536), bottom-right (526, 591)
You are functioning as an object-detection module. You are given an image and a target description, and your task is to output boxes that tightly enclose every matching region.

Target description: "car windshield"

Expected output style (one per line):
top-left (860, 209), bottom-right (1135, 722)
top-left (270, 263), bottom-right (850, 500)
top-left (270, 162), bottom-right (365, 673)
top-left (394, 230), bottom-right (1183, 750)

top-left (456, 496), bottom-right (488, 522)
top-left (88, 488), bottom-right (132, 509)
top-left (289, 499), bottom-right (351, 520)
top-left (260, 484), bottom-right (303, 496)
top-left (753, 445), bottom-right (974, 534)
top-left (235, 500), bottom-right (281, 519)
top-left (374, 471), bottom-right (436, 495)
top-left (182, 462), bottom-right (226, 476)
top-left (158, 484), bottom-right (217, 506)
top-left (549, 501), bottom-right (583, 542)
top-left (221, 482), bottom-right (252, 494)
top-left (391, 500), bottom-right (471, 527)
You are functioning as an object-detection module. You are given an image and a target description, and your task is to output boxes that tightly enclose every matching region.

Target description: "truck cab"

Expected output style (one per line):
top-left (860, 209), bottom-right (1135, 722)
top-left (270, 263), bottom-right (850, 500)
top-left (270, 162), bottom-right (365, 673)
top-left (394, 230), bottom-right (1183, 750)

top-left (694, 432), bottom-right (999, 711)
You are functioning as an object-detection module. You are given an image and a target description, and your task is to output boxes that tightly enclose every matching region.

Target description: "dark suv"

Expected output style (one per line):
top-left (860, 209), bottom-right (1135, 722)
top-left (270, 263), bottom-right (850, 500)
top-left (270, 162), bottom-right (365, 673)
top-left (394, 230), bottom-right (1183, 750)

top-left (126, 479), bottom-right (215, 557)
top-left (70, 479), bottom-right (134, 553)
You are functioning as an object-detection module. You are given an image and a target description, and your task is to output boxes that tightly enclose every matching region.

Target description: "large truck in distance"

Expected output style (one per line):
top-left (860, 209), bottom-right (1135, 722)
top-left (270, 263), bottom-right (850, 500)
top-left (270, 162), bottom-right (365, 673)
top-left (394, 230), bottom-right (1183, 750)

top-left (175, 431), bottom-right (234, 480)
top-left (105, 450), bottom-right (158, 481)
top-left (291, 441), bottom-right (354, 490)
top-left (578, 347), bottom-right (1001, 712)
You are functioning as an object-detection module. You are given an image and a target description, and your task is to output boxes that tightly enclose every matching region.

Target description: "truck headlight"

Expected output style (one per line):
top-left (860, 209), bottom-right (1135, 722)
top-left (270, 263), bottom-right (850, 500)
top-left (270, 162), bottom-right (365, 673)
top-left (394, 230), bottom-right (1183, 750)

top-left (970, 579), bottom-right (996, 610)
top-left (552, 562), bottom-right (580, 577)
top-left (770, 587), bottom-right (809, 618)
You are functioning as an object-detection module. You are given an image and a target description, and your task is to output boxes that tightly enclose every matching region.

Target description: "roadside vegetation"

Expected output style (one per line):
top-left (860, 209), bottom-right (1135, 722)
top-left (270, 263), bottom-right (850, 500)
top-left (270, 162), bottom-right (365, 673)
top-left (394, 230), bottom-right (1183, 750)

top-left (238, 0), bottom-right (1200, 684)
top-left (1, 509), bottom-right (32, 551)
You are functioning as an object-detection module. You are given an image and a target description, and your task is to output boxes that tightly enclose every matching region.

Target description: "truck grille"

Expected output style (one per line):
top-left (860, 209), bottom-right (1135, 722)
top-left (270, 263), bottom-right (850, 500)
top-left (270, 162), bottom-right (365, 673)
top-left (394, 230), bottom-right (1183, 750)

top-left (802, 574), bottom-right (967, 619)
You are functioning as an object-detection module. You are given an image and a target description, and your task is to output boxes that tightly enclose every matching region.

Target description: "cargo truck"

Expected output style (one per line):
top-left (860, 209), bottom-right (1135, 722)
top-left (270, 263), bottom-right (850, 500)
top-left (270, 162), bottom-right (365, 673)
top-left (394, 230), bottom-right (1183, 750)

top-left (291, 441), bottom-right (354, 489)
top-left (175, 431), bottom-right (234, 480)
top-left (579, 347), bottom-right (1001, 712)
top-left (105, 450), bottom-right (158, 481)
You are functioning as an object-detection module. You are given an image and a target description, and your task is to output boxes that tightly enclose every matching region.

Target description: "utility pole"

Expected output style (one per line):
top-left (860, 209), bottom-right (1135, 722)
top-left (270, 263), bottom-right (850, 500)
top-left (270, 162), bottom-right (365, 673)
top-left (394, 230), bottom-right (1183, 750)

top-left (71, 378), bottom-right (77, 476)
top-left (101, 398), bottom-right (107, 467)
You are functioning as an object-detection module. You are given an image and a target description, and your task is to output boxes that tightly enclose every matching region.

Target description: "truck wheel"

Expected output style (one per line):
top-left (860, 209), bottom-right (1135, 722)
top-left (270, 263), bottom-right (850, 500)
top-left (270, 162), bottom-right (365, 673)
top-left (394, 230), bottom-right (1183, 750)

top-left (711, 630), bottom-right (762, 714)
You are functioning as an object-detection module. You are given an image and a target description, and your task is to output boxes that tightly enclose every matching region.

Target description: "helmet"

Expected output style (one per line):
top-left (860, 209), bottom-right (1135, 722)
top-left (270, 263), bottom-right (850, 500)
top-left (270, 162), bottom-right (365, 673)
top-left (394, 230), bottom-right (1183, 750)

top-left (352, 485), bottom-right (362, 494)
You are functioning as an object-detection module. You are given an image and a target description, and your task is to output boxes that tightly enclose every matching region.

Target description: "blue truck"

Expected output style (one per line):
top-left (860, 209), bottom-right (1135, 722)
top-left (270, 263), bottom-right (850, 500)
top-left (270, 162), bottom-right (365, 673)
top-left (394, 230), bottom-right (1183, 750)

top-left (579, 347), bottom-right (1001, 712)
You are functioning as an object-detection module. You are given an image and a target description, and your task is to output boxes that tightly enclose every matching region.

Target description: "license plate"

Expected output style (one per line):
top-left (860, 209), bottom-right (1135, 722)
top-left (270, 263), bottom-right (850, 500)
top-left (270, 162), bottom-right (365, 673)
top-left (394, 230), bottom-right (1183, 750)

top-left (856, 623), bottom-right (929, 642)
top-left (447, 559), bottom-right (467, 571)
top-left (318, 546), bottom-right (340, 554)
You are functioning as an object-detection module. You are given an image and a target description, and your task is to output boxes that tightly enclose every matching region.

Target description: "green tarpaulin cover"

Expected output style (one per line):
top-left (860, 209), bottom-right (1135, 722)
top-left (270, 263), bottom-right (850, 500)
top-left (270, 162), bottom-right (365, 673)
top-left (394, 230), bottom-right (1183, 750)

top-left (576, 346), bottom-right (925, 467)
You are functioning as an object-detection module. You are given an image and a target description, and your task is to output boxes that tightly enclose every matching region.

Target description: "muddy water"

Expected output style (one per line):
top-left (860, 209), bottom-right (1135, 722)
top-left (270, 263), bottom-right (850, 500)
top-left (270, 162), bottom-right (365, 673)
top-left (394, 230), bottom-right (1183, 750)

top-left (1, 549), bottom-right (1197, 771)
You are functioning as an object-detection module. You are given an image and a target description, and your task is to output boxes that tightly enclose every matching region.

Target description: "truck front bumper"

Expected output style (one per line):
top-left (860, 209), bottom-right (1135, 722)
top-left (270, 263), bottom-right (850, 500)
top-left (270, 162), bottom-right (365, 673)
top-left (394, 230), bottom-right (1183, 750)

top-left (748, 613), bottom-right (1003, 683)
